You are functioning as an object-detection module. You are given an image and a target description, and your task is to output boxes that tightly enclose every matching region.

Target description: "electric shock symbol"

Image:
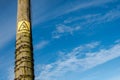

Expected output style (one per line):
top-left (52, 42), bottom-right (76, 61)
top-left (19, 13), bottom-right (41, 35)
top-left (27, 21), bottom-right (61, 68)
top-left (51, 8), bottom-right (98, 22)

top-left (18, 21), bottom-right (30, 32)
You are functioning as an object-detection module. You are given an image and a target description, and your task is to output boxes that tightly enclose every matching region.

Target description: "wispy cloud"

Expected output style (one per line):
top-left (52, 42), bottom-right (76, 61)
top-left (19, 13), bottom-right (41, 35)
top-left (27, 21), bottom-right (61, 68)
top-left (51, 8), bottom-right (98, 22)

top-left (52, 24), bottom-right (81, 38)
top-left (33, 0), bottom-right (115, 25)
top-left (64, 5), bottom-right (120, 25)
top-left (115, 39), bottom-right (120, 43)
top-left (65, 0), bottom-right (115, 14)
top-left (8, 66), bottom-right (14, 80)
top-left (0, 20), bottom-right (15, 49)
top-left (36, 42), bottom-right (120, 80)
top-left (0, 1), bottom-right (16, 49)
top-left (34, 40), bottom-right (49, 50)
top-left (107, 75), bottom-right (120, 80)
top-left (64, 14), bottom-right (101, 24)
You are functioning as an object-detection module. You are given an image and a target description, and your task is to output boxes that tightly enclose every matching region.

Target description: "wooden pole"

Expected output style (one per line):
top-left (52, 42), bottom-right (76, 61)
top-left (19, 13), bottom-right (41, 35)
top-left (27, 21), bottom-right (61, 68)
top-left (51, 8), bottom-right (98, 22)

top-left (15, 0), bottom-right (34, 80)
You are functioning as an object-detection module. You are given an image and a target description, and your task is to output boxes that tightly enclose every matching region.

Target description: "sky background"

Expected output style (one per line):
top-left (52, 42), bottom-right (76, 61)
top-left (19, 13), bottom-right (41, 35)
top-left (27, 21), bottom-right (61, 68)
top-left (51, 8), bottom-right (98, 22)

top-left (0, 0), bottom-right (120, 80)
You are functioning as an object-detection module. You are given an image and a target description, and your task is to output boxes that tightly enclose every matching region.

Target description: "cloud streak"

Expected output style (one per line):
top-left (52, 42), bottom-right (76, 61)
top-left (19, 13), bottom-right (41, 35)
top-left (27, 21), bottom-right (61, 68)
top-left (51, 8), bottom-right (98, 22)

top-left (52, 24), bottom-right (81, 38)
top-left (8, 66), bottom-right (14, 80)
top-left (0, 21), bottom-right (15, 49)
top-left (34, 40), bottom-right (49, 50)
top-left (64, 5), bottom-right (120, 25)
top-left (33, 0), bottom-right (115, 25)
top-left (0, 1), bottom-right (16, 49)
top-left (36, 42), bottom-right (120, 80)
top-left (65, 0), bottom-right (115, 14)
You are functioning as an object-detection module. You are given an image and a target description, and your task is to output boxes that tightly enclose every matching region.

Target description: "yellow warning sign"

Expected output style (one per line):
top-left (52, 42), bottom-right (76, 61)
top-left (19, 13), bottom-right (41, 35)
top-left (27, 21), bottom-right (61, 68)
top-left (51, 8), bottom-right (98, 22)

top-left (17, 21), bottom-right (30, 33)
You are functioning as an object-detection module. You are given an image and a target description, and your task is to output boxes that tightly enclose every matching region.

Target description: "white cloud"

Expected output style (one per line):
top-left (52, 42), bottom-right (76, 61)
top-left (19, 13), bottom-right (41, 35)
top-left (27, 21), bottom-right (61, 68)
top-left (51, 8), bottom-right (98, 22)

top-left (0, 1), bottom-right (16, 49)
top-left (36, 42), bottom-right (120, 80)
top-left (64, 6), bottom-right (120, 25)
top-left (115, 39), bottom-right (120, 43)
top-left (34, 40), bottom-right (49, 50)
top-left (0, 20), bottom-right (16, 49)
top-left (8, 66), bottom-right (14, 80)
top-left (52, 24), bottom-right (81, 38)
top-left (64, 14), bottom-right (101, 24)
top-left (33, 0), bottom-right (115, 25)
top-left (65, 0), bottom-right (115, 14)
top-left (107, 76), bottom-right (120, 80)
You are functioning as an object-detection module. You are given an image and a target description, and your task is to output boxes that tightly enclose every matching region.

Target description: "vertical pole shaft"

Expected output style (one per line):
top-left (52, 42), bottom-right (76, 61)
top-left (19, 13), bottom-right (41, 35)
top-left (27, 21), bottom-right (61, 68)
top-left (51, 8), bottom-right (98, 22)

top-left (15, 0), bottom-right (34, 80)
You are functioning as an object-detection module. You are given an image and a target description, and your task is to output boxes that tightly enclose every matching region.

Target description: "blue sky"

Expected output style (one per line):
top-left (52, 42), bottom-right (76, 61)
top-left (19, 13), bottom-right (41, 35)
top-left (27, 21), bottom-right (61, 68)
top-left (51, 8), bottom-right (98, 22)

top-left (0, 0), bottom-right (120, 80)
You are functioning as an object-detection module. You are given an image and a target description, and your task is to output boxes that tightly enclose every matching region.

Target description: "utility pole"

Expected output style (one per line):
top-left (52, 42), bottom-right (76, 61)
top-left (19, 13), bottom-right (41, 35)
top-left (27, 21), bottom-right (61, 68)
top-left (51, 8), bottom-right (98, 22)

top-left (15, 0), bottom-right (34, 80)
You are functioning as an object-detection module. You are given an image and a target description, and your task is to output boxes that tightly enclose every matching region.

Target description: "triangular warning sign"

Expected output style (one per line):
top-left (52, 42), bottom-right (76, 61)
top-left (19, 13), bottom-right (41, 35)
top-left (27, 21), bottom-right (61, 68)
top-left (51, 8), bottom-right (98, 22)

top-left (18, 22), bottom-right (29, 31)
